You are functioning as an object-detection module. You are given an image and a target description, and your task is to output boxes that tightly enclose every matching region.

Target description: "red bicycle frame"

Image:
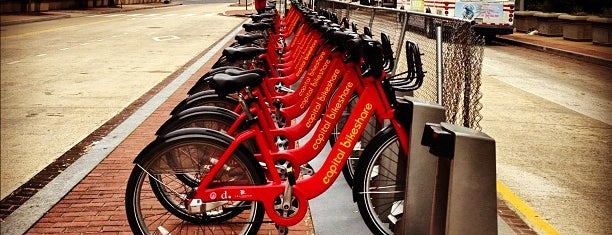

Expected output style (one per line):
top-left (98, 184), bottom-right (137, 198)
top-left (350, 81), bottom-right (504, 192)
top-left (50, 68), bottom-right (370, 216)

top-left (192, 68), bottom-right (411, 227)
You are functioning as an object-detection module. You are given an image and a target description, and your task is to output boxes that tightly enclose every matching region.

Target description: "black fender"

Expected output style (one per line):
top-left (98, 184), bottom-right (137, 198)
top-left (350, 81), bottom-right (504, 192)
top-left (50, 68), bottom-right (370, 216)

top-left (188, 75), bottom-right (213, 95)
top-left (170, 90), bottom-right (238, 116)
top-left (156, 106), bottom-right (240, 136)
top-left (134, 127), bottom-right (246, 165)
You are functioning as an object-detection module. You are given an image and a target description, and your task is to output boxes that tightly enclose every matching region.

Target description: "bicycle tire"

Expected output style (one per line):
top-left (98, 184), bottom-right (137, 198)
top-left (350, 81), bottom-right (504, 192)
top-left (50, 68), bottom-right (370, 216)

top-left (125, 133), bottom-right (265, 234)
top-left (354, 126), bottom-right (407, 235)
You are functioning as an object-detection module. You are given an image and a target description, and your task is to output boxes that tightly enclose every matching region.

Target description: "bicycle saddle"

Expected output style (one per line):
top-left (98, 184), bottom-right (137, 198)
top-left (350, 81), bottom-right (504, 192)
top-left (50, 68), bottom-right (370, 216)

top-left (242, 22), bottom-right (273, 32)
top-left (235, 34), bottom-right (265, 45)
top-left (224, 68), bottom-right (267, 77)
top-left (210, 73), bottom-right (263, 97)
top-left (222, 47), bottom-right (266, 62)
top-left (250, 12), bottom-right (275, 22)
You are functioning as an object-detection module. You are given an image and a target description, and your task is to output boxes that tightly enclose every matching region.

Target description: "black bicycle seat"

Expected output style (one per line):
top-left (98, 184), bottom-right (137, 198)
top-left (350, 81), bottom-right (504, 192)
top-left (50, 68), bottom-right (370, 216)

top-left (249, 12), bottom-right (275, 21)
top-left (235, 34), bottom-right (265, 45)
top-left (210, 73), bottom-right (263, 97)
top-left (224, 68), bottom-right (267, 77)
top-left (222, 47), bottom-right (266, 62)
top-left (242, 22), bottom-right (273, 32)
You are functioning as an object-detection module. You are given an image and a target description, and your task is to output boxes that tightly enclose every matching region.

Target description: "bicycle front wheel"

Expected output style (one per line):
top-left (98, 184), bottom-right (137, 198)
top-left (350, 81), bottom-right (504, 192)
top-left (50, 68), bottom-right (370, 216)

top-left (354, 127), bottom-right (407, 235)
top-left (125, 134), bottom-right (265, 234)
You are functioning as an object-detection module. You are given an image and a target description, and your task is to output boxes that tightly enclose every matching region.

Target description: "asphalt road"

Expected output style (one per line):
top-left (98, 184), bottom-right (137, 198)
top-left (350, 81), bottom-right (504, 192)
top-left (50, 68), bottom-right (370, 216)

top-left (480, 43), bottom-right (612, 234)
top-left (0, 3), bottom-right (247, 199)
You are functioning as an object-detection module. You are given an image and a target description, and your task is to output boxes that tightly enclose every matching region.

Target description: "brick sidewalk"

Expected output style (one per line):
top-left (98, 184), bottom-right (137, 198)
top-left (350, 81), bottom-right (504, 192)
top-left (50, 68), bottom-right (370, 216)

top-left (23, 35), bottom-right (314, 235)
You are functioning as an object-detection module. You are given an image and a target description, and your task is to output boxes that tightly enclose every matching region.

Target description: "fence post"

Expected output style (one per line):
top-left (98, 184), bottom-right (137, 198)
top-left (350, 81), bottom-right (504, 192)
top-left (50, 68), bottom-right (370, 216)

top-left (369, 8), bottom-right (376, 28)
top-left (436, 25), bottom-right (444, 105)
top-left (391, 12), bottom-right (408, 76)
top-left (346, 2), bottom-right (351, 21)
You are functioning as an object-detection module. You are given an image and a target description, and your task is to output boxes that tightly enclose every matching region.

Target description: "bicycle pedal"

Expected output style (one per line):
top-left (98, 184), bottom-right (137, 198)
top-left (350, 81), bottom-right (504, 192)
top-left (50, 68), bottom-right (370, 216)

top-left (300, 164), bottom-right (314, 176)
top-left (387, 200), bottom-right (404, 225)
top-left (188, 199), bottom-right (204, 214)
top-left (275, 225), bottom-right (289, 235)
top-left (157, 226), bottom-right (172, 235)
top-left (260, 162), bottom-right (268, 170)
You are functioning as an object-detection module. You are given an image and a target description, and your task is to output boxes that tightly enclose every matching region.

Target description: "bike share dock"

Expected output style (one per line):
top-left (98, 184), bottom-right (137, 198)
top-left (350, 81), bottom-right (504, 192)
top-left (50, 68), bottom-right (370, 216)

top-left (2, 2), bottom-right (610, 235)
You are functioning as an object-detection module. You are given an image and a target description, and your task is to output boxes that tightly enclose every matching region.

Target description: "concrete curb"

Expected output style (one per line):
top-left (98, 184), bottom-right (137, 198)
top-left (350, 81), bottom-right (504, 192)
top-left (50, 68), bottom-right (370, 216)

top-left (1, 14), bottom-right (70, 26)
top-left (495, 36), bottom-right (612, 68)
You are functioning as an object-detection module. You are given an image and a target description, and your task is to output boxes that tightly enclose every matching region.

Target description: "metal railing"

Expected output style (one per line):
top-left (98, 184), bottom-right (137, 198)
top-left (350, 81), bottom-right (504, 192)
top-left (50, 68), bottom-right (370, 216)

top-left (313, 0), bottom-right (484, 129)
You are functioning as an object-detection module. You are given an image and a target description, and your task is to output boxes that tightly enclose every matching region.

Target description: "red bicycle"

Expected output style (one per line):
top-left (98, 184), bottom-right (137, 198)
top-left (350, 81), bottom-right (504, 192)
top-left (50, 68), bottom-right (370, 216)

top-left (125, 24), bottom-right (425, 234)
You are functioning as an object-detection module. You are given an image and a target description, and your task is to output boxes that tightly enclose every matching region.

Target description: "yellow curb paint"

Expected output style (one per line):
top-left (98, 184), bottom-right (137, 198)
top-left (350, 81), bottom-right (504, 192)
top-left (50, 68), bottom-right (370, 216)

top-left (497, 180), bottom-right (561, 235)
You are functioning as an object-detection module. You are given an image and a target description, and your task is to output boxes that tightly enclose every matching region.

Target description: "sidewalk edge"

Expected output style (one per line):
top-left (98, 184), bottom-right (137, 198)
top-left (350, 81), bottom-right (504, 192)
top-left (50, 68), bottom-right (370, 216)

top-left (495, 36), bottom-right (612, 68)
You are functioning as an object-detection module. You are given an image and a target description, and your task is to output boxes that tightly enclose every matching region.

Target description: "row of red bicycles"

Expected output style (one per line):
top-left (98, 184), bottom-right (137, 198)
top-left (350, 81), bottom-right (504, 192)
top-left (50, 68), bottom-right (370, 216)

top-left (124, 1), bottom-right (425, 234)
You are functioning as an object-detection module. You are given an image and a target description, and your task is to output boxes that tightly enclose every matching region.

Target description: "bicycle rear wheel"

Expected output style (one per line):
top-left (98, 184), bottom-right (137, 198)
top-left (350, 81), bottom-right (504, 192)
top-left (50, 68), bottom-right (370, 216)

top-left (354, 127), bottom-right (407, 235)
top-left (125, 134), bottom-right (265, 234)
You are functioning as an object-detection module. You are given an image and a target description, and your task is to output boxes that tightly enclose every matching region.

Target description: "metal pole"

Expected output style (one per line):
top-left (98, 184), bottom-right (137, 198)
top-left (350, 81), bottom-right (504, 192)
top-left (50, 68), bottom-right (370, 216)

top-left (436, 25), bottom-right (443, 105)
top-left (346, 2), bottom-right (350, 21)
top-left (369, 8), bottom-right (376, 28)
top-left (391, 12), bottom-right (408, 76)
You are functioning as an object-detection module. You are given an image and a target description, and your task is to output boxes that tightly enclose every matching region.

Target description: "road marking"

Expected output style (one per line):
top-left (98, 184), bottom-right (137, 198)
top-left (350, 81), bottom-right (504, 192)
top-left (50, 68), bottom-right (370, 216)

top-left (153, 35), bottom-right (180, 42)
top-left (497, 180), bottom-right (561, 235)
top-left (104, 14), bottom-right (125, 17)
top-left (7, 61), bottom-right (21, 65)
top-left (59, 48), bottom-right (70, 51)
top-left (36, 54), bottom-right (47, 57)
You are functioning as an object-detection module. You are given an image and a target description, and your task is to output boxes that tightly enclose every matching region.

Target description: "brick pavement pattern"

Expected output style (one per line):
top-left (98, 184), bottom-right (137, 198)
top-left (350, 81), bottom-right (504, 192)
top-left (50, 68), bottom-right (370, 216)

top-left (24, 40), bottom-right (314, 235)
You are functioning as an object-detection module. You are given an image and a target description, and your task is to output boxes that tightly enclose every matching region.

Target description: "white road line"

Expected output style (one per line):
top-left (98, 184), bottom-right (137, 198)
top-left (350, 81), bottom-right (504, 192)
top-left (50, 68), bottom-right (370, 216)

top-left (127, 13), bottom-right (144, 16)
top-left (104, 14), bottom-right (125, 17)
top-left (153, 35), bottom-right (180, 42)
top-left (7, 61), bottom-right (21, 65)
top-left (59, 48), bottom-right (70, 51)
top-left (80, 43), bottom-right (90, 45)
top-left (36, 54), bottom-right (47, 57)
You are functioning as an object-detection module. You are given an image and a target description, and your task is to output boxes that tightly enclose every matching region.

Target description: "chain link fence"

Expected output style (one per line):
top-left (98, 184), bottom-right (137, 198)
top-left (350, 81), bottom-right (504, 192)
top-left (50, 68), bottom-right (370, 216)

top-left (312, 0), bottom-right (484, 129)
